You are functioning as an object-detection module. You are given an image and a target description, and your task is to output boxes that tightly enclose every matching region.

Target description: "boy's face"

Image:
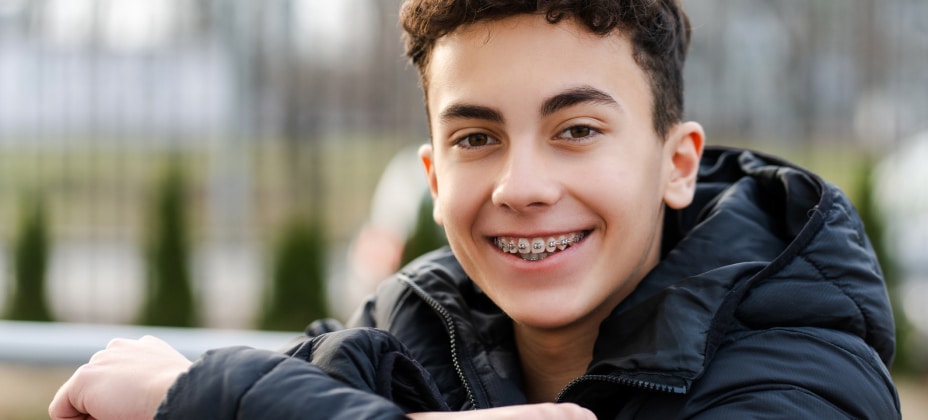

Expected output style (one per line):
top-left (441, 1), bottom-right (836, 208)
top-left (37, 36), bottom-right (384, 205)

top-left (419, 15), bottom-right (703, 331)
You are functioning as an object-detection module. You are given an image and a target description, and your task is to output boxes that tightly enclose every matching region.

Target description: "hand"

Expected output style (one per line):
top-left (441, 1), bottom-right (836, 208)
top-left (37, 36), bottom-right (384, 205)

top-left (49, 335), bottom-right (193, 420)
top-left (409, 403), bottom-right (596, 420)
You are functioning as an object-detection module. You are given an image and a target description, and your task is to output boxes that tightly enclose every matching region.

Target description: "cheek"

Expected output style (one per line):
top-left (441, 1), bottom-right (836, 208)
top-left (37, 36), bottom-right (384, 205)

top-left (575, 160), bottom-right (663, 219)
top-left (435, 177), bottom-right (476, 235)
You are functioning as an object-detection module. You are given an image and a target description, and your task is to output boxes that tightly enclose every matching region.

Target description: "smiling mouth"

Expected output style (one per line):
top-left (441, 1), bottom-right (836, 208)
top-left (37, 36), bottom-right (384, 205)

top-left (493, 231), bottom-right (587, 261)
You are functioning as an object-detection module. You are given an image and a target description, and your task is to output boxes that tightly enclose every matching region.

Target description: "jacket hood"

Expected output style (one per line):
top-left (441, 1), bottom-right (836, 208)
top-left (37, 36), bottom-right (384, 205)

top-left (588, 146), bottom-right (895, 391)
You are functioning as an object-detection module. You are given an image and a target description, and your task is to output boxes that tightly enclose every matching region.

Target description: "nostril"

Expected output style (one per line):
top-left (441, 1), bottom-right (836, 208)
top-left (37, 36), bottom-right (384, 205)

top-left (491, 185), bottom-right (560, 212)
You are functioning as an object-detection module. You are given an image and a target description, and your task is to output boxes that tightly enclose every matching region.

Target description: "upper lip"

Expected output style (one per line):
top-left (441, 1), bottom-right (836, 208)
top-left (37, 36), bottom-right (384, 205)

top-left (489, 229), bottom-right (590, 238)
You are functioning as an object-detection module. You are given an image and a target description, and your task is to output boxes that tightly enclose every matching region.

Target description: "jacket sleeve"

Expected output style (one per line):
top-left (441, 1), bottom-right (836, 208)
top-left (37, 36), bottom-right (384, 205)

top-left (155, 346), bottom-right (407, 420)
top-left (155, 328), bottom-right (448, 419)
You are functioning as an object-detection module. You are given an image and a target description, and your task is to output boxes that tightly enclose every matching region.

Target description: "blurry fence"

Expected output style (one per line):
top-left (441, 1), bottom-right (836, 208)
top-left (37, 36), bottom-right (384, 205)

top-left (0, 0), bottom-right (425, 326)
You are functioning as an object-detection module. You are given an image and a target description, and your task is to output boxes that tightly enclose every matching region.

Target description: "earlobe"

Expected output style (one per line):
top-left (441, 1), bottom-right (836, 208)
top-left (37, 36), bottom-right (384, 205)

top-left (663, 121), bottom-right (705, 210)
top-left (418, 144), bottom-right (444, 226)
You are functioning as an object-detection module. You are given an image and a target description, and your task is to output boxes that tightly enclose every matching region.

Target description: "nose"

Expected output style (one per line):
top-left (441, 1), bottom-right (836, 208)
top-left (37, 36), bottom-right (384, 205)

top-left (491, 142), bottom-right (562, 213)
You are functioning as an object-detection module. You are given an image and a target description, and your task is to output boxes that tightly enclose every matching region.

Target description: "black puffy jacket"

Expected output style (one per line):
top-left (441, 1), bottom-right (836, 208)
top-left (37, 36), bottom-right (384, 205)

top-left (157, 147), bottom-right (900, 419)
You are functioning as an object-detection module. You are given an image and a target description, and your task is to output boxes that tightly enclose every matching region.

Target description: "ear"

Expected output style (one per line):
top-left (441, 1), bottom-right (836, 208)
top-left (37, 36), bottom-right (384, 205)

top-left (662, 121), bottom-right (705, 210)
top-left (418, 143), bottom-right (444, 226)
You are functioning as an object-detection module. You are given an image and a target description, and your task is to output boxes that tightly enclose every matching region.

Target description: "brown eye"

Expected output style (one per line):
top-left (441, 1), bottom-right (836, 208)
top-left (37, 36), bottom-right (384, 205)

top-left (456, 133), bottom-right (498, 149)
top-left (557, 125), bottom-right (599, 141)
top-left (568, 126), bottom-right (591, 138)
top-left (467, 133), bottom-right (489, 147)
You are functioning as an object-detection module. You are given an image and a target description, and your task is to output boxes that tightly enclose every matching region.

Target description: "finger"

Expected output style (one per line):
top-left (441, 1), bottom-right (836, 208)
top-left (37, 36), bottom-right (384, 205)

top-left (557, 403), bottom-right (596, 420)
top-left (48, 374), bottom-right (86, 420)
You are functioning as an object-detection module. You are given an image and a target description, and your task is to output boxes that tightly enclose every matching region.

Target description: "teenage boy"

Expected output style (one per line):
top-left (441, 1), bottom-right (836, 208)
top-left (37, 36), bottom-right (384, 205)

top-left (50, 0), bottom-right (901, 418)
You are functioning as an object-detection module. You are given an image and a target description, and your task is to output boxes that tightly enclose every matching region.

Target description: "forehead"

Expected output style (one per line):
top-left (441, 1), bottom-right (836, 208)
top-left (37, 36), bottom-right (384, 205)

top-left (425, 14), bottom-right (651, 123)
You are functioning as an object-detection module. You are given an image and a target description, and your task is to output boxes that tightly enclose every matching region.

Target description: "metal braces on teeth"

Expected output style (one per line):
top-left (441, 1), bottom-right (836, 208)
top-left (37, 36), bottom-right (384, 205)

top-left (494, 232), bottom-right (584, 260)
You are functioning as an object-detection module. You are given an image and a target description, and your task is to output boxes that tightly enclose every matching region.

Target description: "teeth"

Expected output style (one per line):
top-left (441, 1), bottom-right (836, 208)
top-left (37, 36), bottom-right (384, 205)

top-left (525, 252), bottom-right (546, 261)
top-left (494, 232), bottom-right (585, 261)
top-left (531, 238), bottom-right (545, 254)
top-left (546, 237), bottom-right (557, 253)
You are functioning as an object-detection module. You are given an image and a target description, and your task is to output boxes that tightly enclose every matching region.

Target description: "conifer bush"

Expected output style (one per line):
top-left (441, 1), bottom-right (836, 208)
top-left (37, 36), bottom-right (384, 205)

top-left (138, 161), bottom-right (197, 327)
top-left (259, 216), bottom-right (328, 331)
top-left (4, 192), bottom-right (53, 321)
top-left (856, 157), bottom-right (913, 374)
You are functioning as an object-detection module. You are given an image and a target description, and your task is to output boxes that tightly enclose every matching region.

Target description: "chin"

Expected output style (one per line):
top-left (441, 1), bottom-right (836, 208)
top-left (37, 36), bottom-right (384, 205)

top-left (507, 303), bottom-right (589, 330)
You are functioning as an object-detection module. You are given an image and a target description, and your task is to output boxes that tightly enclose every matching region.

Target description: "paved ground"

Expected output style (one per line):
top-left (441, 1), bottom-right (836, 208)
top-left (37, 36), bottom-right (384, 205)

top-left (3, 364), bottom-right (925, 419)
top-left (1, 364), bottom-right (76, 420)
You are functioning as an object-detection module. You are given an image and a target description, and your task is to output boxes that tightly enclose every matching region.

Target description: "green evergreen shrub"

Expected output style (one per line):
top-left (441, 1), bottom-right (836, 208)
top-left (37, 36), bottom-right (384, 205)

top-left (855, 156), bottom-right (912, 374)
top-left (4, 192), bottom-right (53, 321)
top-left (138, 161), bottom-right (197, 327)
top-left (400, 193), bottom-right (447, 267)
top-left (260, 216), bottom-right (328, 331)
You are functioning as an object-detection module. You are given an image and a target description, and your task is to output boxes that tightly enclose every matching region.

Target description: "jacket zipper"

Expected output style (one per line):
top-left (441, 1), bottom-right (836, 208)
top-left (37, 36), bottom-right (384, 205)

top-left (556, 374), bottom-right (686, 402)
top-left (400, 276), bottom-right (480, 410)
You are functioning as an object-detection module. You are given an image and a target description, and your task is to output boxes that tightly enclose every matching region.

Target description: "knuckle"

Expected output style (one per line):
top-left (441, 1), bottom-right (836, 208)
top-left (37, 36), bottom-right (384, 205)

top-left (106, 337), bottom-right (129, 348)
top-left (88, 348), bottom-right (108, 364)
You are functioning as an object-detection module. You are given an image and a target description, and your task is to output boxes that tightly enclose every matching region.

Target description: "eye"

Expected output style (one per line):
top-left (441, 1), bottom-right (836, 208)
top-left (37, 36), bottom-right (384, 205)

top-left (556, 125), bottom-right (600, 141)
top-left (454, 132), bottom-right (499, 149)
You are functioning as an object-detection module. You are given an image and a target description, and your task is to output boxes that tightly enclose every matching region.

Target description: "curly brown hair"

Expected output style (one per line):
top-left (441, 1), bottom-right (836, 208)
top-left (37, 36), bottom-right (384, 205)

top-left (400, 0), bottom-right (691, 138)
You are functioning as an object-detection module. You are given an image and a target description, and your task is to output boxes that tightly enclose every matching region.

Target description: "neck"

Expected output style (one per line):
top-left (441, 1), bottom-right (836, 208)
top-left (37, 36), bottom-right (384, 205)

top-left (515, 322), bottom-right (598, 403)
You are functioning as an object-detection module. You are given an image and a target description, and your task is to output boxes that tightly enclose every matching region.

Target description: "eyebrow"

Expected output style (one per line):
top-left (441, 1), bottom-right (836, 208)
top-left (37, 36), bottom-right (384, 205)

top-left (541, 86), bottom-right (620, 116)
top-left (437, 85), bottom-right (619, 125)
top-left (439, 103), bottom-right (505, 124)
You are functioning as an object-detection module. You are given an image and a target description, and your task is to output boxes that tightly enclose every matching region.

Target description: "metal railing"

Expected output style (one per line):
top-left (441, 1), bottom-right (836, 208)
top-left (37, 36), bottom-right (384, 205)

top-left (0, 320), bottom-right (303, 365)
